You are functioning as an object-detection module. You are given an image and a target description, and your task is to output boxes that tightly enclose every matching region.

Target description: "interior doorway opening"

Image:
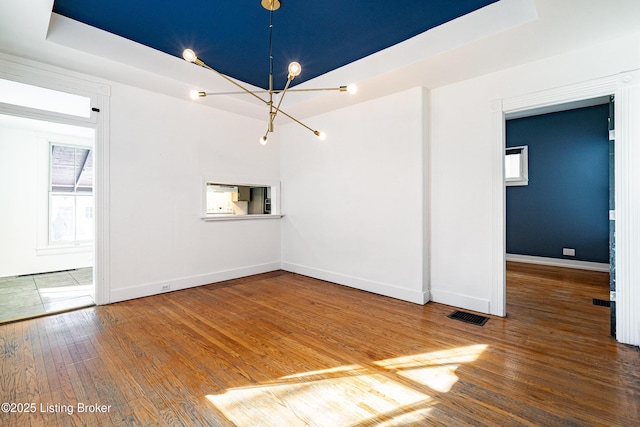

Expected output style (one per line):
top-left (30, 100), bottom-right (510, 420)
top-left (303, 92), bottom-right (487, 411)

top-left (0, 114), bottom-right (96, 323)
top-left (492, 70), bottom-right (640, 346)
top-left (503, 96), bottom-right (614, 334)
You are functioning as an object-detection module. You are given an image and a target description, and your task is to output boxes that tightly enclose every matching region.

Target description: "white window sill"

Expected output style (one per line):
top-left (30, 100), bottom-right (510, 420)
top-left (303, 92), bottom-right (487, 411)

top-left (36, 244), bottom-right (92, 256)
top-left (506, 179), bottom-right (529, 186)
top-left (201, 214), bottom-right (284, 222)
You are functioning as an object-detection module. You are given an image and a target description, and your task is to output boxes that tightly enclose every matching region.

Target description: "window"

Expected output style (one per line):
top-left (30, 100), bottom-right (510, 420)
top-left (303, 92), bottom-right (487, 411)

top-left (505, 145), bottom-right (528, 186)
top-left (49, 144), bottom-right (94, 244)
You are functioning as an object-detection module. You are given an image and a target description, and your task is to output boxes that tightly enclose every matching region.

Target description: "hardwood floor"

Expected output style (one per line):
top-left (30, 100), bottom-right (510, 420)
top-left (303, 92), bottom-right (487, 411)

top-left (0, 264), bottom-right (638, 426)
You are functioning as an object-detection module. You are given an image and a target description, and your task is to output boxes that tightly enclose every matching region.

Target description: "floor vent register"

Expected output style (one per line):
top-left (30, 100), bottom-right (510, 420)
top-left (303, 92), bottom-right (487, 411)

top-left (448, 310), bottom-right (489, 326)
top-left (592, 298), bottom-right (611, 307)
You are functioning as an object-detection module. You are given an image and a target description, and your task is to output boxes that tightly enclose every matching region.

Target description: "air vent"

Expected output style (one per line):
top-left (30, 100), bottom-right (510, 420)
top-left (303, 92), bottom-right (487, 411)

top-left (592, 298), bottom-right (611, 307)
top-left (448, 310), bottom-right (489, 326)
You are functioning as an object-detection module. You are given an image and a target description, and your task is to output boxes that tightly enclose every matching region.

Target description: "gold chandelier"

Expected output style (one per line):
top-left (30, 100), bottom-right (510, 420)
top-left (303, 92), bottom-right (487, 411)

top-left (183, 0), bottom-right (357, 145)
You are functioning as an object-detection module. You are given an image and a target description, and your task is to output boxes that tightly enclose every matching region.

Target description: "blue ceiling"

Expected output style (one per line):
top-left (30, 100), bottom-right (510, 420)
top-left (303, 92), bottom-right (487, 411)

top-left (52, 0), bottom-right (498, 90)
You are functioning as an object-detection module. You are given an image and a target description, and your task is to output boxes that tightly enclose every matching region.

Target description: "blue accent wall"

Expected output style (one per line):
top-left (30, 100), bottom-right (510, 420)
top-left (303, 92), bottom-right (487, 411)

top-left (506, 104), bottom-right (610, 263)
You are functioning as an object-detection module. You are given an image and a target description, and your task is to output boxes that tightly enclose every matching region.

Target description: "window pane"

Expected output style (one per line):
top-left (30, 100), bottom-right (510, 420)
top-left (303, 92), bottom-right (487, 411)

top-left (51, 145), bottom-right (93, 193)
top-left (50, 195), bottom-right (76, 243)
top-left (0, 78), bottom-right (91, 118)
top-left (75, 196), bottom-right (94, 241)
top-left (505, 153), bottom-right (521, 179)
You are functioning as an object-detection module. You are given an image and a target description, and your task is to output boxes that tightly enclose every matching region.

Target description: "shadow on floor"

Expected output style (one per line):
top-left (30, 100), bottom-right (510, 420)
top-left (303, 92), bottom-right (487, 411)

top-left (0, 267), bottom-right (94, 324)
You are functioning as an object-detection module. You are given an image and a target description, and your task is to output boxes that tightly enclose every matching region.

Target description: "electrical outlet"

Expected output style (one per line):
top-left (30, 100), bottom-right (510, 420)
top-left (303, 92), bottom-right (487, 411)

top-left (562, 248), bottom-right (576, 257)
top-left (161, 284), bottom-right (171, 291)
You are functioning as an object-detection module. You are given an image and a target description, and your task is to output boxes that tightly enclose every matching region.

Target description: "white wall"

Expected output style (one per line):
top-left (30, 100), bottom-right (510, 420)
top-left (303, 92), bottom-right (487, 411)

top-left (430, 33), bottom-right (640, 313)
top-left (108, 82), bottom-right (282, 302)
top-left (280, 87), bottom-right (428, 304)
top-left (0, 120), bottom-right (93, 277)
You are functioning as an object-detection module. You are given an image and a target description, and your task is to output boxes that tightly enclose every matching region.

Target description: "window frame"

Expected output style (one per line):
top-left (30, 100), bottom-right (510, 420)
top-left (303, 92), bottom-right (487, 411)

top-left (505, 145), bottom-right (529, 186)
top-left (201, 177), bottom-right (282, 221)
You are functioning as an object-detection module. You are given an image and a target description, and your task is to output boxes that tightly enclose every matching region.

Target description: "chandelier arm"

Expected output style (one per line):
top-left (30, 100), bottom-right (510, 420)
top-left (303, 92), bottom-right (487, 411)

top-left (201, 90), bottom-right (271, 96)
top-left (202, 87), bottom-right (347, 96)
top-left (198, 62), bottom-right (269, 105)
top-left (271, 105), bottom-right (318, 135)
top-left (286, 87), bottom-right (348, 93)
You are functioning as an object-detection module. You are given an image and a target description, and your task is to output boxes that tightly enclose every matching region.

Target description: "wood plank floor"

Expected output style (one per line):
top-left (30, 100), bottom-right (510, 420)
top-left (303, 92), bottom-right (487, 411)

top-left (0, 263), bottom-right (638, 426)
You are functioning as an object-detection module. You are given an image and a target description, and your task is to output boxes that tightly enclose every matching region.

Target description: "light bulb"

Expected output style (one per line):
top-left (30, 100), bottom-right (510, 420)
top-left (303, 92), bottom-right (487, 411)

top-left (260, 136), bottom-right (268, 145)
top-left (288, 62), bottom-right (301, 77)
top-left (189, 90), bottom-right (200, 100)
top-left (316, 131), bottom-right (327, 141)
top-left (183, 49), bottom-right (197, 63)
top-left (347, 83), bottom-right (358, 94)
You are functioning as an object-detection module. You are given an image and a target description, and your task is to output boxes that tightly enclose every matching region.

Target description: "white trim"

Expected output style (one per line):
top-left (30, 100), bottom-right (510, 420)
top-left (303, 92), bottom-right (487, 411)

top-left (109, 262), bottom-right (281, 303)
top-left (501, 75), bottom-right (619, 115)
top-left (0, 54), bottom-right (110, 126)
top-left (613, 72), bottom-right (640, 346)
top-left (430, 289), bottom-right (491, 314)
top-left (93, 77), bottom-right (110, 305)
top-left (491, 70), bottom-right (640, 346)
top-left (281, 262), bottom-right (429, 305)
top-left (202, 214), bottom-right (284, 221)
top-left (422, 87), bottom-right (431, 298)
top-left (35, 245), bottom-right (92, 256)
top-left (490, 99), bottom-right (506, 316)
top-left (506, 254), bottom-right (609, 272)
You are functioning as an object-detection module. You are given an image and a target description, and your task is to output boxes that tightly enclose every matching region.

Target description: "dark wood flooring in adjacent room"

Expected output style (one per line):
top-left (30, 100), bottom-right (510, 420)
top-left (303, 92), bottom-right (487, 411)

top-left (0, 263), bottom-right (638, 426)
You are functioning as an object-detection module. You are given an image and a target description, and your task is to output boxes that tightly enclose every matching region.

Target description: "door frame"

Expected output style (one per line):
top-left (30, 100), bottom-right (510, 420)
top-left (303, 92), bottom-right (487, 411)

top-left (490, 70), bottom-right (640, 346)
top-left (0, 54), bottom-right (111, 305)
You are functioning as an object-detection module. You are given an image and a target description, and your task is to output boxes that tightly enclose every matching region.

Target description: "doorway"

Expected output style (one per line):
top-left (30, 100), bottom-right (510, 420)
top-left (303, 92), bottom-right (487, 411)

top-left (504, 101), bottom-right (613, 332)
top-left (0, 114), bottom-right (96, 323)
top-left (491, 70), bottom-right (640, 346)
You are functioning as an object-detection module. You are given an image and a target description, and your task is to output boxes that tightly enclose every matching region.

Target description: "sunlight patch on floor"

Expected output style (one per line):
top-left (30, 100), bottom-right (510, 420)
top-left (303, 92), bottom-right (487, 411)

top-left (374, 344), bottom-right (488, 392)
top-left (206, 344), bottom-right (488, 426)
top-left (37, 284), bottom-right (94, 299)
top-left (375, 344), bottom-right (488, 370)
top-left (375, 407), bottom-right (435, 426)
top-left (279, 364), bottom-right (362, 380)
top-left (207, 371), bottom-right (429, 427)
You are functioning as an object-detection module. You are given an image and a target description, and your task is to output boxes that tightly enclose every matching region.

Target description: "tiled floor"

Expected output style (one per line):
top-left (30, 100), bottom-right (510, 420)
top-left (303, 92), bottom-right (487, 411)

top-left (0, 268), bottom-right (94, 323)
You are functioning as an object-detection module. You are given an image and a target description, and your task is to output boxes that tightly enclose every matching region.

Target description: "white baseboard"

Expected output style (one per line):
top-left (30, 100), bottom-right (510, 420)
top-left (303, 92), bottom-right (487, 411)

top-left (429, 289), bottom-right (491, 314)
top-left (281, 262), bottom-right (429, 305)
top-left (109, 262), bottom-right (282, 303)
top-left (506, 254), bottom-right (610, 272)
